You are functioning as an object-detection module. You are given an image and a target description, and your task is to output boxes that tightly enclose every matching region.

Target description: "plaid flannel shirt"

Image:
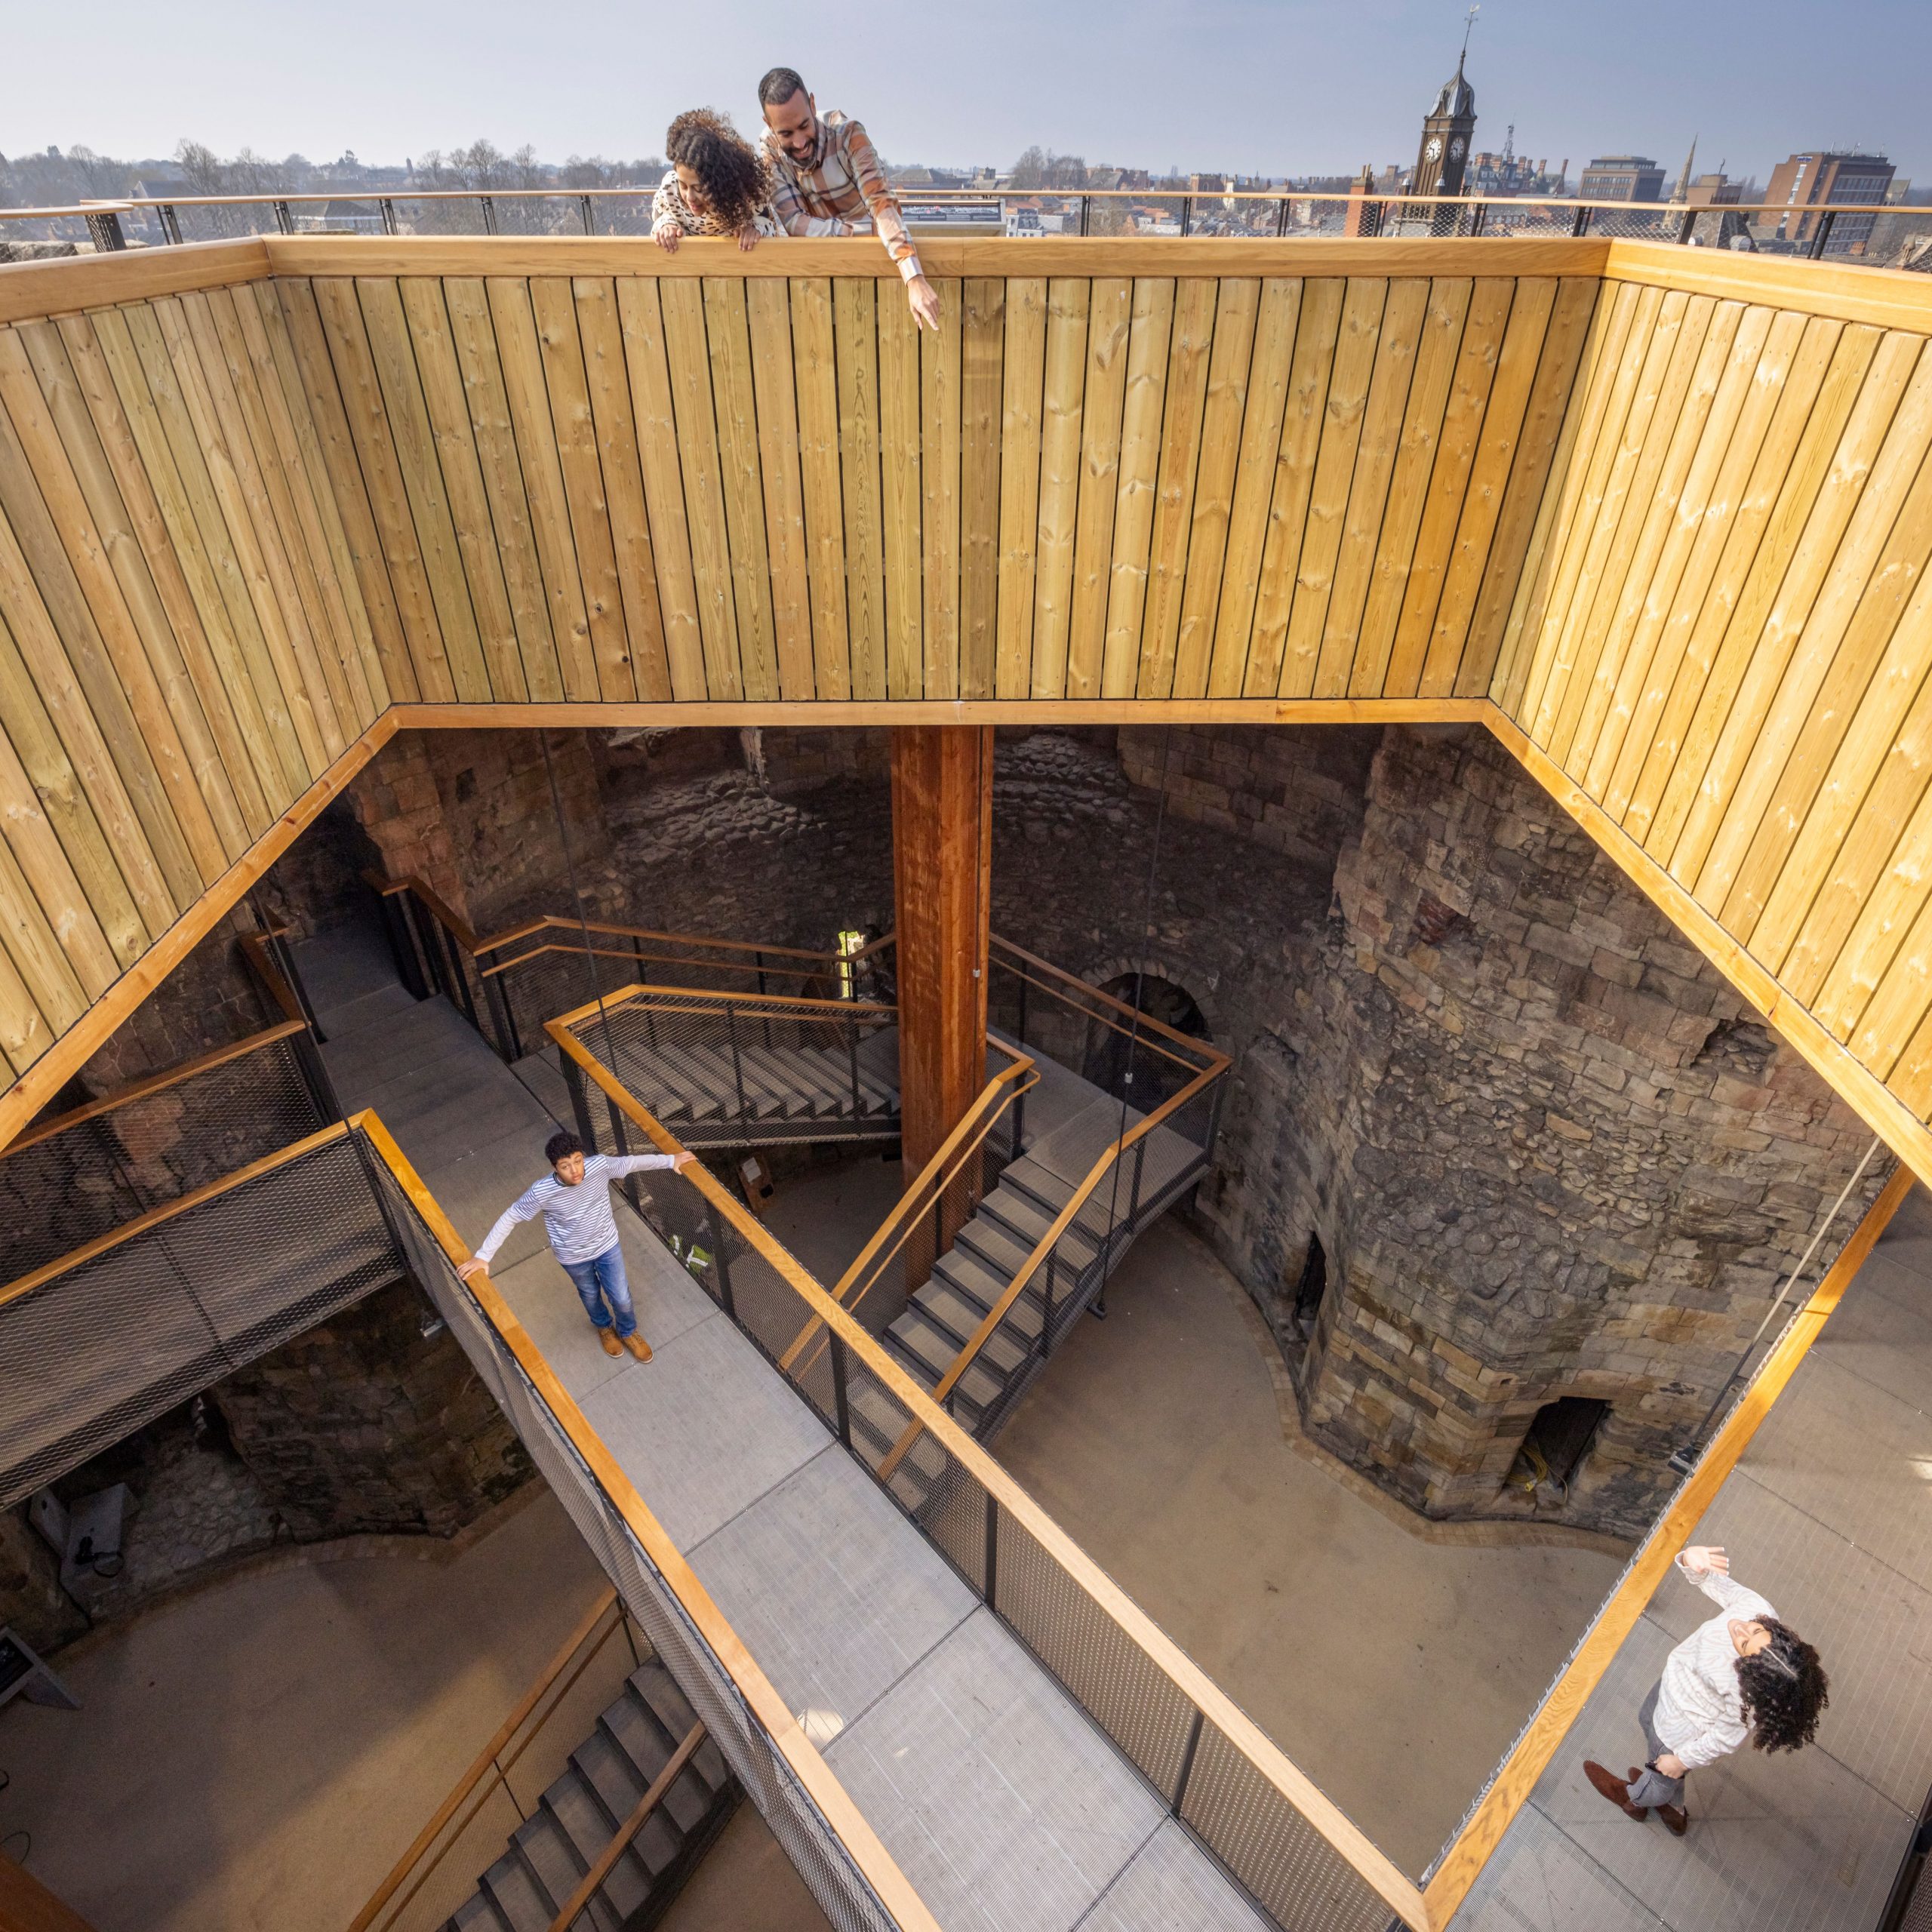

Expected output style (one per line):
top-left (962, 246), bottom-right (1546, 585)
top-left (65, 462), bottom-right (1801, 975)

top-left (761, 111), bottom-right (923, 283)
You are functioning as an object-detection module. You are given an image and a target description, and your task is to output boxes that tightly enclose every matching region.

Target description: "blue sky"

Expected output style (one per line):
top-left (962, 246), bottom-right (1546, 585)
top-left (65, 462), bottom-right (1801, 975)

top-left (9, 0), bottom-right (1928, 184)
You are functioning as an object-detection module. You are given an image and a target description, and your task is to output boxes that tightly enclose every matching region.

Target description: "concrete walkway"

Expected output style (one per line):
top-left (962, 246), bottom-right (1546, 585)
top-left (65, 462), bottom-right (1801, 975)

top-left (1451, 1184), bottom-right (1932, 1932)
top-left (303, 931), bottom-right (1274, 1932)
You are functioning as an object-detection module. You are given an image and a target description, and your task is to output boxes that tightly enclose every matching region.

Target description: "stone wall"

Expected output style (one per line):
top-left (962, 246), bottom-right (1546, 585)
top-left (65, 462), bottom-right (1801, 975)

top-left (209, 1278), bottom-right (532, 1540)
top-left (0, 1504), bottom-right (88, 1654)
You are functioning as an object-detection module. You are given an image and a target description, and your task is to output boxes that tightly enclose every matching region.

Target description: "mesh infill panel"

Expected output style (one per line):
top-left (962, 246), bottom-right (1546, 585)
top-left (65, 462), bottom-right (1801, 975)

top-left (1, 1035), bottom-right (326, 1281)
top-left (1181, 1721), bottom-right (1399, 1932)
top-left (0, 1134), bottom-right (401, 1505)
top-left (995, 1506), bottom-right (1198, 1796)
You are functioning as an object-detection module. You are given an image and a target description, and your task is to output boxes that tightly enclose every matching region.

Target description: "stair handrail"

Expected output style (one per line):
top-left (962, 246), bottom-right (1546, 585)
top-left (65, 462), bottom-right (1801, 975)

top-left (543, 1023), bottom-right (1432, 1932)
top-left (874, 1052), bottom-right (1229, 1481)
top-left (777, 1048), bottom-right (1040, 1376)
top-left (549, 982), bottom-right (897, 1025)
top-left (541, 1718), bottom-right (708, 1932)
top-left (346, 1587), bottom-right (634, 1932)
top-left (358, 1110), bottom-right (946, 1932)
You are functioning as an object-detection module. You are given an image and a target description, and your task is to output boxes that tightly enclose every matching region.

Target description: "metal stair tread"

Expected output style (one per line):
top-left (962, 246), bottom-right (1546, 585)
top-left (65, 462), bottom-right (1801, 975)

top-left (511, 1808), bottom-right (605, 1929)
top-left (446, 1894), bottom-right (509, 1932)
top-left (741, 1043), bottom-right (835, 1113)
top-left (621, 1046), bottom-right (721, 1121)
top-left (931, 1247), bottom-right (1044, 1331)
top-left (479, 1847), bottom-right (554, 1932)
top-left (803, 1046), bottom-right (894, 1116)
top-left (884, 1313), bottom-right (1004, 1414)
top-left (538, 1774), bottom-right (652, 1913)
top-left (662, 1044), bottom-right (787, 1120)
top-left (725, 1042), bottom-right (816, 1116)
top-left (980, 1186), bottom-right (1103, 1266)
top-left (911, 1280), bottom-right (1031, 1374)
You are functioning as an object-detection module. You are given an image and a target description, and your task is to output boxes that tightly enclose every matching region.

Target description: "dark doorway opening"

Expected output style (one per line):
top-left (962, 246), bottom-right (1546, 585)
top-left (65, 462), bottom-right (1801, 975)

top-left (1510, 1396), bottom-right (1609, 1497)
top-left (1083, 973), bottom-right (1211, 1107)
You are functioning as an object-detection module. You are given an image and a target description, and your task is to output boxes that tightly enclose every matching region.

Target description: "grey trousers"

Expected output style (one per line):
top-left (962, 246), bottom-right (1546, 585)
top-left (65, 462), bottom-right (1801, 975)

top-left (1624, 1683), bottom-right (1688, 1810)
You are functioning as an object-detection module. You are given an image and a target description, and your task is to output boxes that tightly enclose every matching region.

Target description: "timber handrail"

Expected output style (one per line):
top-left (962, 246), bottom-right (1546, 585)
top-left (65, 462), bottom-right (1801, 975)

top-left (543, 1720), bottom-right (708, 1932)
top-left (479, 941), bottom-right (840, 993)
top-left (1420, 1160), bottom-right (1915, 1924)
top-left (0, 1020), bottom-right (306, 1158)
top-left (875, 1056), bottom-right (1227, 1482)
top-left (238, 927), bottom-right (307, 1026)
top-left (549, 980), bottom-right (894, 1028)
top-left (347, 1588), bottom-right (631, 1932)
top-left (0, 1120), bottom-right (353, 1307)
top-left (777, 1049), bottom-right (1038, 1374)
top-left (542, 1020), bottom-right (1429, 1932)
top-left (354, 1110), bottom-right (945, 1932)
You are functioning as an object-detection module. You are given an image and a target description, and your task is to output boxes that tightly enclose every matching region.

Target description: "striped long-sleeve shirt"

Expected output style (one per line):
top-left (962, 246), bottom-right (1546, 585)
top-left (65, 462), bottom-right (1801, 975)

top-left (475, 1153), bottom-right (678, 1267)
top-left (761, 111), bottom-right (923, 285)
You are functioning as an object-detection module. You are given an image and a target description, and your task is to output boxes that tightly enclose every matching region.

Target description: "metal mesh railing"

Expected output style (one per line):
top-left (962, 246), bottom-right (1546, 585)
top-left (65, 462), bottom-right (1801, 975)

top-left (538, 1033), bottom-right (1425, 1932)
top-left (555, 986), bottom-right (901, 1151)
top-left (0, 1029), bottom-right (329, 1282)
top-left (366, 1149), bottom-right (912, 1932)
top-left (0, 1127), bottom-right (403, 1506)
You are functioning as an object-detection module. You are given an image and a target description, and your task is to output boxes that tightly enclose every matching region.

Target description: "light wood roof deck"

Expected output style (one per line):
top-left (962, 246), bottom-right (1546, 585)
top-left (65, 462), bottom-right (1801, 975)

top-left (5, 233), bottom-right (1932, 1209)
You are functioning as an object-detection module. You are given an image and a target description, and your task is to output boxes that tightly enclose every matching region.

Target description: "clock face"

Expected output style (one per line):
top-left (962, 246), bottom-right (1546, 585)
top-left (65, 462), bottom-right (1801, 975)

top-left (1448, 136), bottom-right (1466, 160)
top-left (1425, 137), bottom-right (1443, 161)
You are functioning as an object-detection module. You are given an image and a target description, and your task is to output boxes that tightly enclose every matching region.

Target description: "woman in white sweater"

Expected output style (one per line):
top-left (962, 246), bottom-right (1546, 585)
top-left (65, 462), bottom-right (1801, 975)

top-left (1583, 1545), bottom-right (1829, 1836)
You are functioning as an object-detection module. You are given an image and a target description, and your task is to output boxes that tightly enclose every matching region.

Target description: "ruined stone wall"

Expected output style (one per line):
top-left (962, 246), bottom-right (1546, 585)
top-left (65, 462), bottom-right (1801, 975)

top-left (209, 1278), bottom-right (531, 1540)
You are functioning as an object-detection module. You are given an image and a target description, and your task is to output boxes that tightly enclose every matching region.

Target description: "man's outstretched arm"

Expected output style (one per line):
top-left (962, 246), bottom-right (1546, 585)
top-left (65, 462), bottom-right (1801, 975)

top-left (843, 121), bottom-right (941, 331)
top-left (459, 1186), bottom-right (542, 1278)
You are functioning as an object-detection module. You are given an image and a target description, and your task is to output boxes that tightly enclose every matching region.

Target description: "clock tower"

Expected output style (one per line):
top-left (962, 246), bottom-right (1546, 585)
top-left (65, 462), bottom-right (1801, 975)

top-left (1413, 48), bottom-right (1477, 202)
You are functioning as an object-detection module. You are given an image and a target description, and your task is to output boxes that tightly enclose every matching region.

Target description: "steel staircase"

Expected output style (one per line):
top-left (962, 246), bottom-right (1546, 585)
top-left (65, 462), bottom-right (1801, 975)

top-left (442, 1655), bottom-right (734, 1932)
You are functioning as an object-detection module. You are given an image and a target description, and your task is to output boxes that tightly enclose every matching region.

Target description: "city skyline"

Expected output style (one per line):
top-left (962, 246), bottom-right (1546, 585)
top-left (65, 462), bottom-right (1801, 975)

top-left (7, 0), bottom-right (1930, 189)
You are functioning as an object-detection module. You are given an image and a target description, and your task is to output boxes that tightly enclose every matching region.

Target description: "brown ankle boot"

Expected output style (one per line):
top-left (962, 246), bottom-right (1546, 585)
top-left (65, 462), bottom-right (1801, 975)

top-left (1657, 1802), bottom-right (1687, 1836)
top-left (1583, 1761), bottom-right (1647, 1820)
top-left (623, 1332), bottom-right (653, 1362)
top-left (598, 1327), bottom-right (622, 1357)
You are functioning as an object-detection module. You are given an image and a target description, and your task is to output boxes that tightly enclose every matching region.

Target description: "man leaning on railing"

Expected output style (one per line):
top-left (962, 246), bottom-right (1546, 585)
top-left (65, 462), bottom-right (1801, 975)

top-left (460, 1130), bottom-right (695, 1362)
top-left (757, 66), bottom-right (942, 332)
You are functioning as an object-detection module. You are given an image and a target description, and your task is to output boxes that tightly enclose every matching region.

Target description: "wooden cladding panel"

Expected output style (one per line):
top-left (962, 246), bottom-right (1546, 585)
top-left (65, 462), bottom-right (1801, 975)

top-left (1497, 271), bottom-right (1932, 1142)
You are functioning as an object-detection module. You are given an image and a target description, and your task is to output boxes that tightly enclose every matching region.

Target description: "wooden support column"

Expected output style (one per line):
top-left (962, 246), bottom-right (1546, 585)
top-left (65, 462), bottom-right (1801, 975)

top-left (891, 727), bottom-right (994, 1285)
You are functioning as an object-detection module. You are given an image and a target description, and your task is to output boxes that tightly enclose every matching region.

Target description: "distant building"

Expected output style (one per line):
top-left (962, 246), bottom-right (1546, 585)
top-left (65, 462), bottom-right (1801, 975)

top-left (1684, 172), bottom-right (1743, 208)
top-left (1579, 156), bottom-right (1666, 202)
top-left (1764, 150), bottom-right (1896, 254)
top-left (1413, 52), bottom-right (1477, 202)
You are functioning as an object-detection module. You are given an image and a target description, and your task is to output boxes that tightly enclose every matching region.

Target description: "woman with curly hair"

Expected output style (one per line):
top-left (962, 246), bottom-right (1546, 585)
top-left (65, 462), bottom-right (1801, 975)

top-left (652, 109), bottom-right (779, 253)
top-left (1584, 1544), bottom-right (1828, 1837)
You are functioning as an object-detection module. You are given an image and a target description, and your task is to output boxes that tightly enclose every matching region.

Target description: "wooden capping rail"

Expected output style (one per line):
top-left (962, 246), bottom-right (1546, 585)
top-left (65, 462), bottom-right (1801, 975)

top-left (0, 1119), bottom-right (353, 1308)
top-left (348, 1588), bottom-right (628, 1932)
top-left (1421, 1161), bottom-right (1915, 1924)
top-left (479, 942), bottom-right (838, 990)
top-left (549, 980), bottom-right (894, 1030)
top-left (238, 928), bottom-right (307, 1027)
top-left (540, 1024), bottom-right (1429, 1932)
top-left (483, 910), bottom-right (846, 968)
top-left (543, 1720), bottom-right (708, 1932)
top-left (875, 1055), bottom-right (1229, 1484)
top-left (777, 1051), bottom-right (1038, 1374)
top-left (354, 1109), bottom-right (946, 1932)
top-left (0, 1020), bottom-right (306, 1158)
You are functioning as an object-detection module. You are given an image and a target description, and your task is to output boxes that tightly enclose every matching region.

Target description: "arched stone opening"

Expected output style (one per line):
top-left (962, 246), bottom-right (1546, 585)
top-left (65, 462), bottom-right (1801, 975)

top-left (1082, 971), bottom-right (1214, 1108)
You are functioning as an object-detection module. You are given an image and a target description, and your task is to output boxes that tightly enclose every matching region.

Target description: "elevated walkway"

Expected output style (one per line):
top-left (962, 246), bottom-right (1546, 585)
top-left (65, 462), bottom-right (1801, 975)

top-left (1446, 1180), bottom-right (1932, 1932)
top-left (306, 932), bottom-right (1275, 1932)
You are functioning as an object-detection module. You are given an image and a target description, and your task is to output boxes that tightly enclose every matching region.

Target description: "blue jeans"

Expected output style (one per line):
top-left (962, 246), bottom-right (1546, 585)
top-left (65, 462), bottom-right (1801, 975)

top-left (558, 1244), bottom-right (635, 1339)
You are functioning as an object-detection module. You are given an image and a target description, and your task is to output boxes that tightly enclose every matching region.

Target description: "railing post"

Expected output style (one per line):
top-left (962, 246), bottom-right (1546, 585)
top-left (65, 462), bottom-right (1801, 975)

top-left (846, 1014), bottom-right (863, 1120)
top-left (1469, 200), bottom-right (1490, 238)
top-left (1180, 194), bottom-right (1193, 237)
top-left (1041, 1251), bottom-right (1057, 1358)
top-left (479, 194), bottom-right (499, 235)
top-left (710, 1217), bottom-right (737, 1318)
top-left (379, 197), bottom-right (398, 236)
top-left (84, 209), bottom-right (128, 252)
top-left (579, 193), bottom-right (595, 235)
top-left (560, 1052), bottom-right (600, 1151)
top-left (1078, 194), bottom-right (1091, 236)
top-left (1171, 1708), bottom-right (1206, 1817)
top-left (484, 970), bottom-right (522, 1063)
top-left (376, 889), bottom-right (429, 998)
top-left (1011, 1081), bottom-right (1026, 1160)
top-left (1128, 1137), bottom-right (1147, 1224)
top-left (830, 1334), bottom-right (852, 1446)
top-left (726, 1006), bottom-right (748, 1122)
top-left (272, 199), bottom-right (294, 235)
top-left (1677, 206), bottom-right (1698, 245)
top-left (983, 1493), bottom-right (998, 1610)
top-left (1571, 205), bottom-right (1592, 238)
top-left (1275, 195), bottom-right (1291, 238)
top-left (158, 203), bottom-right (183, 245)
top-left (1809, 208), bottom-right (1838, 260)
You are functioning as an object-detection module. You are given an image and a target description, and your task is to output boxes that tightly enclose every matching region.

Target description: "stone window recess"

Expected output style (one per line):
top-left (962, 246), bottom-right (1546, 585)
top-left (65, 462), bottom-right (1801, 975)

top-left (1507, 1397), bottom-right (1610, 1502)
top-left (1291, 1232), bottom-right (1328, 1340)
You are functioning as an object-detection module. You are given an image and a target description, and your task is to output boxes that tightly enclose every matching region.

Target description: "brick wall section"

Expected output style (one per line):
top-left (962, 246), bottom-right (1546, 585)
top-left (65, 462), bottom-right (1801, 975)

top-left (208, 1279), bottom-right (532, 1540)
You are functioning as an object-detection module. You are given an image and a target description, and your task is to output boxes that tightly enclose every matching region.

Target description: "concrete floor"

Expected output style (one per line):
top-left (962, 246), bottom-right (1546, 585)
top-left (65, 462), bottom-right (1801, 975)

top-left (658, 1803), bottom-right (833, 1932)
top-left (992, 1217), bottom-right (1626, 1878)
top-left (0, 1489), bottom-right (606, 1932)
